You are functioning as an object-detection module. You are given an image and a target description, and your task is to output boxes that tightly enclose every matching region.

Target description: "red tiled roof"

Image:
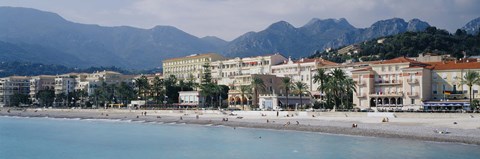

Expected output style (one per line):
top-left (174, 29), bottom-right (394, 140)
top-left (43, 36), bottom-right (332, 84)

top-left (374, 57), bottom-right (427, 65)
top-left (351, 66), bottom-right (372, 72)
top-left (426, 61), bottom-right (480, 70)
top-left (293, 58), bottom-right (339, 65)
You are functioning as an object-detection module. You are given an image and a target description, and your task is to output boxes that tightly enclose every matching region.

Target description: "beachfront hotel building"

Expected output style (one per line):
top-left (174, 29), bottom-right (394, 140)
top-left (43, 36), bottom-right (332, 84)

top-left (211, 53), bottom-right (287, 85)
top-left (0, 76), bottom-right (31, 106)
top-left (421, 60), bottom-right (480, 110)
top-left (29, 75), bottom-right (55, 104)
top-left (227, 74), bottom-right (284, 110)
top-left (162, 53), bottom-right (226, 83)
top-left (271, 57), bottom-right (339, 94)
top-left (351, 57), bottom-right (432, 111)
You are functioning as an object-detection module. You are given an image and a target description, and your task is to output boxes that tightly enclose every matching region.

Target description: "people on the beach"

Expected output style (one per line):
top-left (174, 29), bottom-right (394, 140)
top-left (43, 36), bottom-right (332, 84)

top-left (196, 115), bottom-right (199, 119)
top-left (267, 119), bottom-right (269, 123)
top-left (7, 109), bottom-right (10, 113)
top-left (296, 121), bottom-right (299, 125)
top-left (382, 118), bottom-right (388, 123)
top-left (180, 116), bottom-right (183, 120)
top-left (276, 111), bottom-right (279, 117)
top-left (352, 123), bottom-right (358, 128)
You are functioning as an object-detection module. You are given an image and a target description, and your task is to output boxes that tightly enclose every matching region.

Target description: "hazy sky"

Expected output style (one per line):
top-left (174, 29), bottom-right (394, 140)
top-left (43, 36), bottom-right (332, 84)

top-left (0, 0), bottom-right (478, 40)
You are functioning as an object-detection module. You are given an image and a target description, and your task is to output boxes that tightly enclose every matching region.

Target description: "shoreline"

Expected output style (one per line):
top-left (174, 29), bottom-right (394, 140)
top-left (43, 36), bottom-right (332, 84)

top-left (1, 108), bottom-right (480, 145)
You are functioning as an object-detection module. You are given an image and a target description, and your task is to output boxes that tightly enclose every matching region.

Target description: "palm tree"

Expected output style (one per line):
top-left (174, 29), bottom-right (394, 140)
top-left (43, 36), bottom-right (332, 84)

top-left (293, 81), bottom-right (308, 108)
top-left (329, 68), bottom-right (347, 110)
top-left (460, 70), bottom-right (480, 104)
top-left (211, 84), bottom-right (223, 108)
top-left (135, 76), bottom-right (149, 108)
top-left (341, 78), bottom-right (357, 109)
top-left (281, 77), bottom-right (292, 109)
top-left (313, 68), bottom-right (328, 108)
top-left (151, 76), bottom-right (164, 105)
top-left (239, 85), bottom-right (251, 110)
top-left (250, 77), bottom-right (266, 109)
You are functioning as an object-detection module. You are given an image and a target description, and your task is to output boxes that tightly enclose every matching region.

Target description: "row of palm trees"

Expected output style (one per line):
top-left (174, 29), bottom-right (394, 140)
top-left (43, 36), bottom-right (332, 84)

top-left (279, 68), bottom-right (356, 110)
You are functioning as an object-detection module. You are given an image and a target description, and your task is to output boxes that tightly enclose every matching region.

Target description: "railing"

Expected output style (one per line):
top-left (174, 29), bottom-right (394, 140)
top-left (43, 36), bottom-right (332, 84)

top-left (369, 92), bottom-right (403, 97)
top-left (407, 79), bottom-right (418, 84)
top-left (375, 80), bottom-right (402, 85)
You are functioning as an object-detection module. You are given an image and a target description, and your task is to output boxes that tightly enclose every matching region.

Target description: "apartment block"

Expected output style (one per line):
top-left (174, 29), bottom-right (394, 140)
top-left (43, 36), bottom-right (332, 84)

top-left (0, 76), bottom-right (31, 106)
top-left (162, 53), bottom-right (225, 83)
top-left (29, 75), bottom-right (55, 103)
top-left (212, 53), bottom-right (286, 86)
top-left (352, 57), bottom-right (432, 111)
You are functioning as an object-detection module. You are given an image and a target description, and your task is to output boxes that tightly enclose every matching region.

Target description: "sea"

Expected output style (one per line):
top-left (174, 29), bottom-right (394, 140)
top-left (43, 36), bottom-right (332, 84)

top-left (0, 116), bottom-right (479, 159)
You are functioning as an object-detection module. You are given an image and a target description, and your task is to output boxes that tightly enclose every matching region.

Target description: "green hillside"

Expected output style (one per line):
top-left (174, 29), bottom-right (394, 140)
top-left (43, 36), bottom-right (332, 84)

top-left (311, 27), bottom-right (480, 62)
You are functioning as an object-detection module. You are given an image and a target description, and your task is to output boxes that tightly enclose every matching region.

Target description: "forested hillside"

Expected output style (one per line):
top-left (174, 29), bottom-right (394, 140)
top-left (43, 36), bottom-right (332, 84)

top-left (311, 27), bottom-right (480, 62)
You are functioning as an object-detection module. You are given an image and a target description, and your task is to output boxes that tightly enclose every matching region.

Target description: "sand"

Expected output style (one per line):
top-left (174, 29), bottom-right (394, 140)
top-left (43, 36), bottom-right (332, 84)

top-left (1, 108), bottom-right (480, 145)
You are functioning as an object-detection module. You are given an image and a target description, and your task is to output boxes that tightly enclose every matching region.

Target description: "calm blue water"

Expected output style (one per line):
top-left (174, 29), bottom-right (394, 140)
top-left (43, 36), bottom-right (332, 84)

top-left (1, 116), bottom-right (479, 159)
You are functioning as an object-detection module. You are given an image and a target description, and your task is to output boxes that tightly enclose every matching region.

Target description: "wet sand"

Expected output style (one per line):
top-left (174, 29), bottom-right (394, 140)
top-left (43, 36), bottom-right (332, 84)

top-left (1, 108), bottom-right (480, 145)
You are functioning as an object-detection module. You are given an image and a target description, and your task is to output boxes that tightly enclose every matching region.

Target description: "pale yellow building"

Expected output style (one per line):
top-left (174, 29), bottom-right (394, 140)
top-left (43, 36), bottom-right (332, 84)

top-left (212, 53), bottom-right (286, 86)
top-left (428, 60), bottom-right (480, 101)
top-left (162, 53), bottom-right (225, 83)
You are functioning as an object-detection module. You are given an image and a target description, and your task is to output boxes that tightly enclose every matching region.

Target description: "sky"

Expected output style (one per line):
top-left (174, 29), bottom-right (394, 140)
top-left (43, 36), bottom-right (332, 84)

top-left (0, 0), bottom-right (478, 41)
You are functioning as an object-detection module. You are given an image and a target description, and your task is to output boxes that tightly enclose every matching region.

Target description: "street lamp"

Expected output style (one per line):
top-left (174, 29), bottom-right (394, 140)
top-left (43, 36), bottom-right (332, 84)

top-left (72, 97), bottom-right (75, 107)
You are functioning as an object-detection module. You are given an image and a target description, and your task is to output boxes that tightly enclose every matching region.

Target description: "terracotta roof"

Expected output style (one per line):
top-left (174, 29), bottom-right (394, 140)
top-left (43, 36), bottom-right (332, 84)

top-left (427, 61), bottom-right (480, 70)
top-left (374, 57), bottom-right (427, 65)
top-left (318, 58), bottom-right (339, 66)
top-left (351, 67), bottom-right (372, 72)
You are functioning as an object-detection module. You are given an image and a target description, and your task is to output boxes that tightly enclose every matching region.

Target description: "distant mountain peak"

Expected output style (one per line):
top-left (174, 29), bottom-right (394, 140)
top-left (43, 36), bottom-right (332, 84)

top-left (305, 18), bottom-right (349, 25)
top-left (407, 18), bottom-right (430, 32)
top-left (266, 21), bottom-right (295, 30)
top-left (462, 17), bottom-right (480, 35)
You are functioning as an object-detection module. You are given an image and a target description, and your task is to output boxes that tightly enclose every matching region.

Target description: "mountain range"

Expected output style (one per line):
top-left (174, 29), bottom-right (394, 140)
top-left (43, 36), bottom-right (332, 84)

top-left (0, 7), bottom-right (478, 69)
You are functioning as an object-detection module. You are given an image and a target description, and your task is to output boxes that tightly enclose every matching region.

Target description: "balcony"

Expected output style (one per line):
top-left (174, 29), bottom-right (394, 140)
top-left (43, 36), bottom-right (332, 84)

top-left (407, 92), bottom-right (419, 97)
top-left (369, 92), bottom-right (403, 97)
top-left (375, 80), bottom-right (402, 85)
top-left (443, 90), bottom-right (464, 96)
top-left (407, 79), bottom-right (418, 84)
top-left (356, 93), bottom-right (366, 97)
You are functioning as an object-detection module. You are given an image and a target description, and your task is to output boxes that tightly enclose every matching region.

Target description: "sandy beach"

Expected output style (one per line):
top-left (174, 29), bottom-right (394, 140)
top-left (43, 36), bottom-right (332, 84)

top-left (1, 108), bottom-right (480, 145)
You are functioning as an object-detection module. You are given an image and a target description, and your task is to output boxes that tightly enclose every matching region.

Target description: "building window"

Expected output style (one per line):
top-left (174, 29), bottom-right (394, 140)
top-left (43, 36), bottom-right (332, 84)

top-left (411, 99), bottom-right (415, 105)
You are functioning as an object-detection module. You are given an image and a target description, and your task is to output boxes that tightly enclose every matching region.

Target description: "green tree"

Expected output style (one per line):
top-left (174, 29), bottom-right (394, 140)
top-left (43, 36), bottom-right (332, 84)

top-left (135, 76), bottom-right (149, 108)
top-left (293, 81), bottom-right (308, 108)
top-left (239, 85), bottom-right (251, 110)
top-left (281, 77), bottom-right (292, 109)
top-left (151, 77), bottom-right (164, 105)
top-left (36, 89), bottom-right (55, 107)
top-left (10, 93), bottom-right (30, 107)
top-left (116, 82), bottom-right (135, 107)
top-left (313, 68), bottom-right (328, 108)
top-left (460, 70), bottom-right (480, 104)
top-left (250, 77), bottom-right (266, 109)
